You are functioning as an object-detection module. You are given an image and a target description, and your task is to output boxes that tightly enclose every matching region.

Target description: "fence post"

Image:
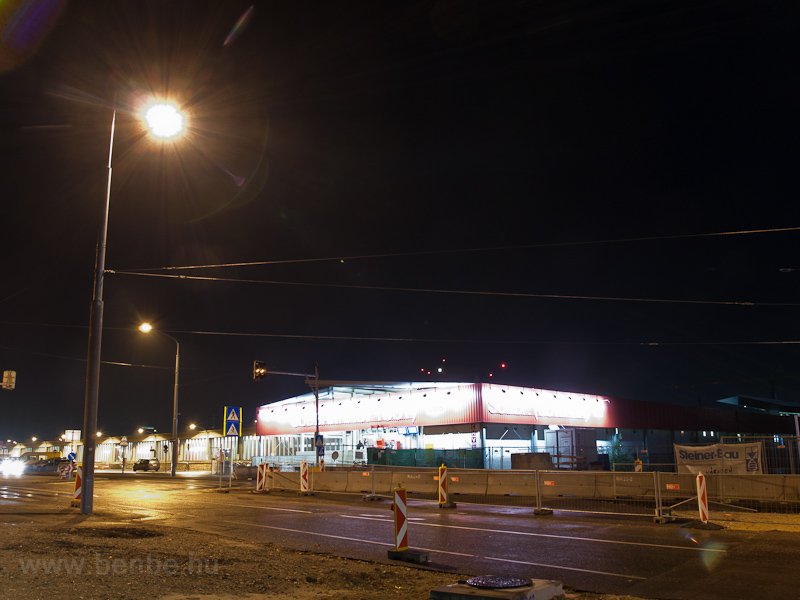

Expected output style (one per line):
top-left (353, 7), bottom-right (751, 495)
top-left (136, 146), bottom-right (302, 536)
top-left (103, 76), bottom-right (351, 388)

top-left (363, 463), bottom-right (381, 501)
top-left (533, 470), bottom-right (552, 515)
top-left (653, 470), bottom-right (662, 522)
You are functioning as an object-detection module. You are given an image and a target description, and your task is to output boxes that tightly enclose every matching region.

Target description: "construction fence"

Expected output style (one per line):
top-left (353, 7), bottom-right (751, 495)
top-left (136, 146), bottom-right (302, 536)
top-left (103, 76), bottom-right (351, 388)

top-left (255, 464), bottom-right (800, 518)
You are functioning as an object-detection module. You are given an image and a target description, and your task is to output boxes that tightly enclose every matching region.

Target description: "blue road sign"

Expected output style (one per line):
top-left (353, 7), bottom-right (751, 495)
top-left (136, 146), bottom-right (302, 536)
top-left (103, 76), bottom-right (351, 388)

top-left (224, 406), bottom-right (242, 437)
top-left (315, 434), bottom-right (324, 457)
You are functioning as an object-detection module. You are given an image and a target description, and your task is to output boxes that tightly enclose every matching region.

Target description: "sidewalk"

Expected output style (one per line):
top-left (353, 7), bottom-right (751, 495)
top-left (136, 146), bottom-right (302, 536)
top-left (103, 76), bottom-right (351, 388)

top-left (673, 509), bottom-right (800, 532)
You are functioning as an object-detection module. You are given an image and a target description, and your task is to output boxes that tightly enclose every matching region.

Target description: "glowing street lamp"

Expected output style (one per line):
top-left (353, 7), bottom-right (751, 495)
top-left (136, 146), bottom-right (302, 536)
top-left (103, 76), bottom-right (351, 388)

top-left (138, 322), bottom-right (180, 477)
top-left (189, 423), bottom-right (197, 431)
top-left (81, 99), bottom-right (186, 515)
top-left (142, 101), bottom-right (185, 139)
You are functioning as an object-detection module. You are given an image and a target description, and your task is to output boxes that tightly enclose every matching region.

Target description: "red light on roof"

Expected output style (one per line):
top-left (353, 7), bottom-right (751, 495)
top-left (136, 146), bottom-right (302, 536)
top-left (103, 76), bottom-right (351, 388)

top-left (500, 362), bottom-right (507, 369)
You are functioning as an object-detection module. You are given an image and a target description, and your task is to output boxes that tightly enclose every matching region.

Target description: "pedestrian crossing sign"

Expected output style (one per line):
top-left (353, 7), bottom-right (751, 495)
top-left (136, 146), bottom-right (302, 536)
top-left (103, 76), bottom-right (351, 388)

top-left (224, 406), bottom-right (242, 437)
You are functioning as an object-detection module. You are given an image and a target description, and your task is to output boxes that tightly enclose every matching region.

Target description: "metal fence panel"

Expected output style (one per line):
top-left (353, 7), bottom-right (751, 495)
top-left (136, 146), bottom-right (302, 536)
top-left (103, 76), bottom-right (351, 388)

top-left (538, 471), bottom-right (658, 516)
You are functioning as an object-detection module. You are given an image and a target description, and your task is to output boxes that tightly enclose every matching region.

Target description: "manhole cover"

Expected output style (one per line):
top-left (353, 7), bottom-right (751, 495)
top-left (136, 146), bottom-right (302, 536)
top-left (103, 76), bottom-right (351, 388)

top-left (466, 576), bottom-right (533, 589)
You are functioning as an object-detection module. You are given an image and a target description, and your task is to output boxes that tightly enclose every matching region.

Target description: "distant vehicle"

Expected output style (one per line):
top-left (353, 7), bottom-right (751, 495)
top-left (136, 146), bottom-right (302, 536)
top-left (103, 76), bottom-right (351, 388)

top-left (132, 458), bottom-right (160, 472)
top-left (27, 458), bottom-right (70, 474)
top-left (0, 457), bottom-right (24, 476)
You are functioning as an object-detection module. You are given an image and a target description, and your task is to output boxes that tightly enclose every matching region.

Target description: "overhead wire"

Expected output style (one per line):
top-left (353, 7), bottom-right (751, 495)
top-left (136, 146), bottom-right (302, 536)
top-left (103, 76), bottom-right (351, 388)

top-left (113, 225), bottom-right (800, 272)
top-left (106, 270), bottom-right (800, 307)
top-left (0, 323), bottom-right (798, 347)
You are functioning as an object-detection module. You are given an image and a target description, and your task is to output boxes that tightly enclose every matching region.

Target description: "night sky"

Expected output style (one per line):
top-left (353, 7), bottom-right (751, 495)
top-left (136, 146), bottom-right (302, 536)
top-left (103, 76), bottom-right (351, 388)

top-left (1, 0), bottom-right (798, 441)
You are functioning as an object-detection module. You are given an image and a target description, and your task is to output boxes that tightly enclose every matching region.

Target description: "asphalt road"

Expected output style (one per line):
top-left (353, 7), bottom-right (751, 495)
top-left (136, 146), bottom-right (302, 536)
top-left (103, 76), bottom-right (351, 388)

top-left (2, 472), bottom-right (798, 599)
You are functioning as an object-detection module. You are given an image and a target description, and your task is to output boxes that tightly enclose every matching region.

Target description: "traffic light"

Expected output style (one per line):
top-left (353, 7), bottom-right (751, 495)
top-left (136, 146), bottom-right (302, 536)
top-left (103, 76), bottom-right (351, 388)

top-left (252, 360), bottom-right (267, 381)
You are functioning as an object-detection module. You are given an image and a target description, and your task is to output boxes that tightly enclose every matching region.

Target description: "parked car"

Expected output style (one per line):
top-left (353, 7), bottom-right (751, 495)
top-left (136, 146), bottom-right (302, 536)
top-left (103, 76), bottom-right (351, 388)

top-left (132, 458), bottom-right (160, 472)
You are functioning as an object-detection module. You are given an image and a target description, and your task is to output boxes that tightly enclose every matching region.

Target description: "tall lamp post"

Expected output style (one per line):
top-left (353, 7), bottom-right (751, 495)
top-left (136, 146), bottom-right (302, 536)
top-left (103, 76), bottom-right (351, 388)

top-left (139, 322), bottom-right (180, 477)
top-left (80, 100), bottom-right (186, 514)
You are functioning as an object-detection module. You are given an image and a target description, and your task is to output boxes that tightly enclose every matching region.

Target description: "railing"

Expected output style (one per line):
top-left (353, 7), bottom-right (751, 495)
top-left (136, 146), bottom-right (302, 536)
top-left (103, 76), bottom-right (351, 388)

top-left (260, 464), bottom-right (800, 517)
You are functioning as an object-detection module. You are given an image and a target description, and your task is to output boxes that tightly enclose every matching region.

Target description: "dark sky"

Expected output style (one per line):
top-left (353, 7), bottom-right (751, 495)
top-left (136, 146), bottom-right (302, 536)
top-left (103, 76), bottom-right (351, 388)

top-left (1, 0), bottom-right (798, 441)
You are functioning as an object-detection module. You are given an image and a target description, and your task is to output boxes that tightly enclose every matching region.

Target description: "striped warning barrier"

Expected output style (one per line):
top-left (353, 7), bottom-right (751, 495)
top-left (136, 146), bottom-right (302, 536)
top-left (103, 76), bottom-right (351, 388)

top-left (255, 464), bottom-right (266, 492)
top-left (300, 460), bottom-right (309, 494)
top-left (393, 485), bottom-right (408, 551)
top-left (70, 467), bottom-right (82, 508)
top-left (696, 472), bottom-right (708, 524)
top-left (438, 464), bottom-right (447, 505)
top-left (437, 464), bottom-right (457, 509)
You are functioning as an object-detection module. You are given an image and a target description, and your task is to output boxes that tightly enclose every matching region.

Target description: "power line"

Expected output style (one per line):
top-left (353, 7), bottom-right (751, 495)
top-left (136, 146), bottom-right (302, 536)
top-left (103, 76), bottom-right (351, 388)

top-left (0, 344), bottom-right (170, 370)
top-left (107, 270), bottom-right (800, 307)
top-left (113, 225), bottom-right (800, 272)
top-left (1, 322), bottom-right (798, 346)
top-left (169, 329), bottom-right (800, 346)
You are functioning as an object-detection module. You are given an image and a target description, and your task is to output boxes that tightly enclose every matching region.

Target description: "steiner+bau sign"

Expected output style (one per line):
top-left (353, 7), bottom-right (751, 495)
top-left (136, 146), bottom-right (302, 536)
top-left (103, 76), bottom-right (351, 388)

top-left (674, 442), bottom-right (763, 475)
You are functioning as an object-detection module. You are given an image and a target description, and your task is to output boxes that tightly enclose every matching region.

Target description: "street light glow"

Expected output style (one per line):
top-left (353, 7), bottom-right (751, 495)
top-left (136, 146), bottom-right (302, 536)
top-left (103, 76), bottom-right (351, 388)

top-left (189, 423), bottom-right (197, 430)
top-left (138, 322), bottom-right (153, 333)
top-left (142, 101), bottom-right (185, 139)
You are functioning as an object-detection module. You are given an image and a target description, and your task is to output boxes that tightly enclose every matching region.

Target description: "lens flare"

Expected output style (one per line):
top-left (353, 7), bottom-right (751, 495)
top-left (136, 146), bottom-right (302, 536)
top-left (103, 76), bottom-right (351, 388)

top-left (224, 5), bottom-right (255, 47)
top-left (0, 0), bottom-right (66, 72)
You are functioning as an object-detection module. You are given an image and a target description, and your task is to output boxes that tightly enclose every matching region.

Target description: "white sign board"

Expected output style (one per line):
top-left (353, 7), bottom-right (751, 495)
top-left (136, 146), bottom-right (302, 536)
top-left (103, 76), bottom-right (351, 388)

top-left (674, 442), bottom-right (763, 475)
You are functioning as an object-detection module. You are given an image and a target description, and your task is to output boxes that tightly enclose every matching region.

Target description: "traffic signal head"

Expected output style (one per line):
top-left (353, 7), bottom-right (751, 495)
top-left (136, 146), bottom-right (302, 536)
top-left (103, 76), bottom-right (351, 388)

top-left (253, 360), bottom-right (267, 381)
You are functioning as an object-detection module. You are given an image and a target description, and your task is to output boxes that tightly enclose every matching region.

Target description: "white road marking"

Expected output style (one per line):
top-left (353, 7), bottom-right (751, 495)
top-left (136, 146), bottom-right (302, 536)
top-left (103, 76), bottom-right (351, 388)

top-left (345, 514), bottom-right (392, 522)
top-left (338, 514), bottom-right (725, 553)
top-left (226, 503), bottom-right (312, 514)
top-left (226, 521), bottom-right (392, 547)
top-left (483, 556), bottom-right (646, 580)
top-left (0, 485), bottom-right (72, 497)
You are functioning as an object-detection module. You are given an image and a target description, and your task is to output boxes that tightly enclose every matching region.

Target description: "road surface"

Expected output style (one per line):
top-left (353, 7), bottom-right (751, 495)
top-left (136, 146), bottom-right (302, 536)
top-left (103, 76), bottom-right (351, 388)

top-left (2, 472), bottom-right (797, 599)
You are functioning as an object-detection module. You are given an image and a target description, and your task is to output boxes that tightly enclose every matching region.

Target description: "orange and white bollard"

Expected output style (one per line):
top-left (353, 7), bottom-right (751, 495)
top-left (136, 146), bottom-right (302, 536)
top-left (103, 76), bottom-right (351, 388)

top-left (70, 467), bottom-right (82, 508)
top-left (255, 464), bottom-right (266, 492)
top-left (437, 464), bottom-right (456, 509)
top-left (393, 485), bottom-right (409, 551)
top-left (299, 460), bottom-right (310, 494)
top-left (696, 472), bottom-right (709, 524)
top-left (387, 484), bottom-right (429, 564)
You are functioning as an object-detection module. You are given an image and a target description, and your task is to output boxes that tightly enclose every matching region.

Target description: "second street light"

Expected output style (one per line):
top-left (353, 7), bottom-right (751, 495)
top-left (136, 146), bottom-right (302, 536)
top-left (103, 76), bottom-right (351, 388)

top-left (139, 322), bottom-right (180, 477)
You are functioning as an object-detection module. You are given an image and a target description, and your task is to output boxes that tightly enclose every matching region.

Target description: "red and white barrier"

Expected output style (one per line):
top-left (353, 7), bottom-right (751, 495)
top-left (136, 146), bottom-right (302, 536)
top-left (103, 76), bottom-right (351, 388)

top-left (696, 472), bottom-right (708, 524)
top-left (70, 467), bottom-right (82, 508)
top-left (300, 460), bottom-right (309, 494)
top-left (393, 486), bottom-right (408, 551)
top-left (438, 464), bottom-right (448, 506)
top-left (255, 464), bottom-right (267, 492)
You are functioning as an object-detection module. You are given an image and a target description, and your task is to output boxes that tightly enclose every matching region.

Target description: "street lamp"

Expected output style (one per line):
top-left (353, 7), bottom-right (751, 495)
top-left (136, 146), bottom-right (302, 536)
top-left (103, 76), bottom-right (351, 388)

top-left (81, 99), bottom-right (186, 514)
top-left (139, 322), bottom-right (180, 477)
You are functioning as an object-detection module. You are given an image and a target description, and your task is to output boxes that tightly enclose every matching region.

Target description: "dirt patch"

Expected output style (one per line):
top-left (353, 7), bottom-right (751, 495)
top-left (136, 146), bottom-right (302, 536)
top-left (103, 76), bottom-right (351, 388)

top-left (67, 525), bottom-right (165, 538)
